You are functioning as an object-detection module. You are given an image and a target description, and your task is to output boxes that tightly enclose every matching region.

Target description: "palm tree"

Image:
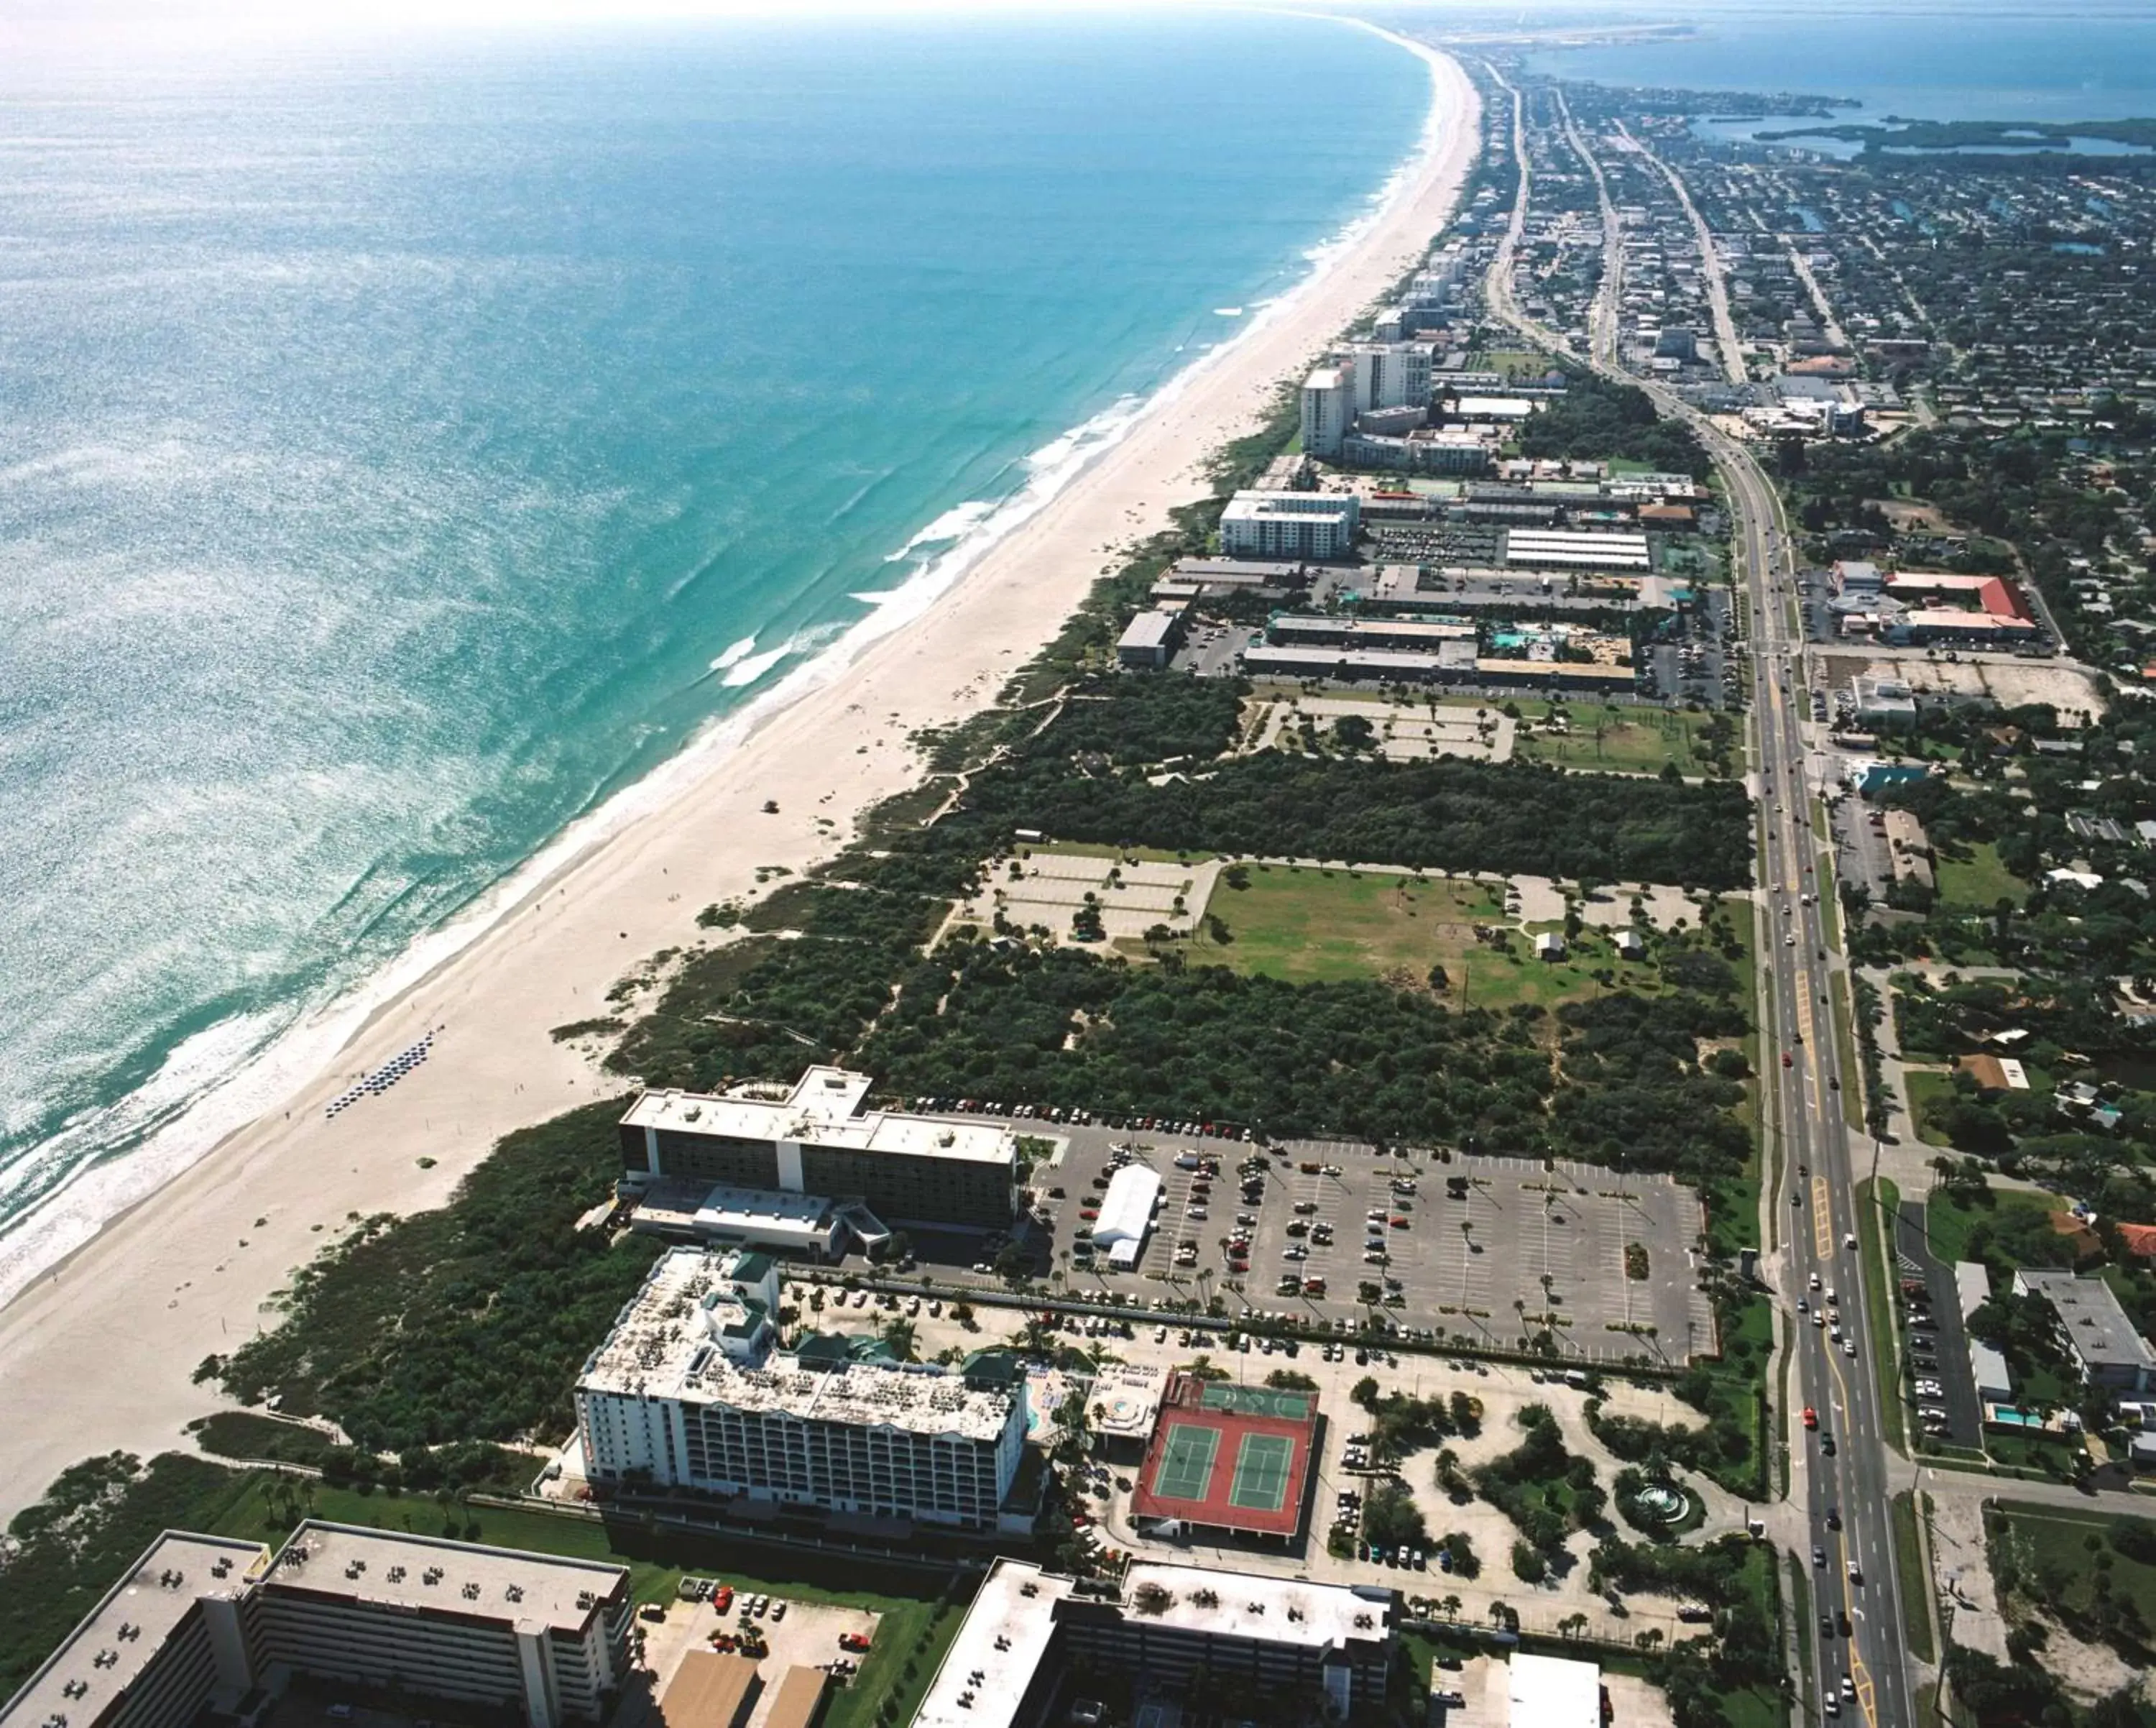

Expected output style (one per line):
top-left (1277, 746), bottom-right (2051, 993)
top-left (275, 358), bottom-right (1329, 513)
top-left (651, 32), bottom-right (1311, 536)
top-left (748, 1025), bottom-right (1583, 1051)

top-left (882, 1318), bottom-right (918, 1362)
top-left (1438, 1594), bottom-right (1462, 1622)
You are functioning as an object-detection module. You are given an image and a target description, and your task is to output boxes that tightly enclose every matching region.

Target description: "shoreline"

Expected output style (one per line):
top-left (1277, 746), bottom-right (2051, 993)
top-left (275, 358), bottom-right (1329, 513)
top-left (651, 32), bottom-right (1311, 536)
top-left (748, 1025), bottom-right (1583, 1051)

top-left (0, 29), bottom-right (1481, 1521)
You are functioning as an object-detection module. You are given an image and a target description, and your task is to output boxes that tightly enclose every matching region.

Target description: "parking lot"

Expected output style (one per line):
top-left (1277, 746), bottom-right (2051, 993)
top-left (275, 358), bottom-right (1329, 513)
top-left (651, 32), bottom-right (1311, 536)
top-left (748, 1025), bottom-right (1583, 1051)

top-left (1025, 1127), bottom-right (1713, 1364)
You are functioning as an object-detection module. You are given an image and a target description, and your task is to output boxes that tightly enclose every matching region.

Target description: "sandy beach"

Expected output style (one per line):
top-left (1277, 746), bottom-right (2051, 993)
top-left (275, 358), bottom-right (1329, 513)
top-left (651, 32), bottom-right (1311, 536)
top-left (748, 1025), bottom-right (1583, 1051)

top-left (0, 32), bottom-right (1479, 1520)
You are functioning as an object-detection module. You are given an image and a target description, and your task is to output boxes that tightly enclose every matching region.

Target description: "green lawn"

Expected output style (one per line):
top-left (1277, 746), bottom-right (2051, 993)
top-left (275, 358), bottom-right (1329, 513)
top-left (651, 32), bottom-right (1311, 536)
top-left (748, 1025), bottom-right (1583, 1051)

top-left (1935, 841), bottom-right (2027, 910)
top-left (1991, 1502), bottom-right (2156, 1634)
top-left (1858, 1178), bottom-right (1906, 1452)
top-left (1922, 1185), bottom-right (2064, 1271)
top-left (1830, 973), bottom-right (1864, 1132)
top-left (1502, 703), bottom-right (1716, 776)
top-left (1184, 865), bottom-right (1673, 1009)
top-left (1891, 1493), bottom-right (1936, 1664)
top-left (1902, 1068), bottom-right (1956, 1147)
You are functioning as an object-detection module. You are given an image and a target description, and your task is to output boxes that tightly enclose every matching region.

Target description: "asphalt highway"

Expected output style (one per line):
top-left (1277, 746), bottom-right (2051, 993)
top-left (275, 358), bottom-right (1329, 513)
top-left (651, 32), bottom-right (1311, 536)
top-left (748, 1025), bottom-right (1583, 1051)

top-left (1481, 63), bottom-right (1916, 1728)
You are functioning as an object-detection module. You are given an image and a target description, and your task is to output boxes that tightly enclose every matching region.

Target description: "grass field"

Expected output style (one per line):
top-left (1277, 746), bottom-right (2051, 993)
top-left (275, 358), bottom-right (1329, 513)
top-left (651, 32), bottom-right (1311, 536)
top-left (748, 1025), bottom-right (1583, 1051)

top-left (1891, 1493), bottom-right (1936, 1663)
top-left (1830, 973), bottom-right (1864, 1131)
top-left (1487, 700), bottom-right (1716, 776)
top-left (1858, 1178), bottom-right (1906, 1452)
top-left (1902, 1068), bottom-right (1955, 1146)
top-left (1921, 1185), bottom-right (2063, 1270)
top-left (1990, 1501), bottom-right (2156, 1635)
top-left (1184, 865), bottom-right (1668, 1008)
top-left (1935, 840), bottom-right (2027, 909)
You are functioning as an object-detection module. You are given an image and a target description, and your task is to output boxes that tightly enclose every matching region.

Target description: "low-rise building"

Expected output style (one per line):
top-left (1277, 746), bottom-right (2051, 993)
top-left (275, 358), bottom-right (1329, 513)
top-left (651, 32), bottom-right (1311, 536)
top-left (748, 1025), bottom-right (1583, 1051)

top-left (576, 1248), bottom-right (1031, 1530)
top-left (1499, 528), bottom-right (1651, 570)
top-left (2014, 1269), bottom-right (2156, 1392)
top-left (619, 1067), bottom-right (1015, 1232)
top-left (1116, 610), bottom-right (1184, 670)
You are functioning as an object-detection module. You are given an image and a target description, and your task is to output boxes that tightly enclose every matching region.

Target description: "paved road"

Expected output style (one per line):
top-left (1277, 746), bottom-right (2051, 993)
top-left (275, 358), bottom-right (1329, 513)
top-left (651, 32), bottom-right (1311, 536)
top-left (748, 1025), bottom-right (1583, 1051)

top-left (1483, 65), bottom-right (1912, 1728)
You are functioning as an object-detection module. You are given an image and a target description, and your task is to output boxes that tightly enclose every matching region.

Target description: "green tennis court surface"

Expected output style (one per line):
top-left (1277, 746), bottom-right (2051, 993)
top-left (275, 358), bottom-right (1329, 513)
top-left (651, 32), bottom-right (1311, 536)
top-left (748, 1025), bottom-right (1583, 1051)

top-left (1228, 1433), bottom-right (1293, 1512)
top-left (1199, 1383), bottom-right (1313, 1421)
top-left (1153, 1422), bottom-right (1220, 1501)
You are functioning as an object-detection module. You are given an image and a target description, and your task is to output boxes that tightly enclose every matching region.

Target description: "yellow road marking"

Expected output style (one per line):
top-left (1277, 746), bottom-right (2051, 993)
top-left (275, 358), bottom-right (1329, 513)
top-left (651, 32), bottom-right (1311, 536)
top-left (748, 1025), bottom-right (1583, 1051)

top-left (1812, 1177), bottom-right (1832, 1257)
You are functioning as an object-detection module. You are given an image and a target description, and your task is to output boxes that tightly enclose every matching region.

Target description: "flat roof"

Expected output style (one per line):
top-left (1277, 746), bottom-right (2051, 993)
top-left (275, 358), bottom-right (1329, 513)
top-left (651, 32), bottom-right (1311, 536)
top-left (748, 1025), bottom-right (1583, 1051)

top-left (625, 1069), bottom-right (1013, 1169)
top-left (2016, 1270), bottom-right (2156, 1373)
top-left (1242, 645), bottom-right (1460, 677)
top-left (1269, 615), bottom-right (1475, 643)
top-left (1119, 612), bottom-right (1179, 651)
top-left (1091, 1363), bottom-right (1171, 1439)
top-left (1508, 1652), bottom-right (1600, 1727)
top-left (581, 1250), bottom-right (1021, 1440)
top-left (912, 1560), bottom-right (1074, 1728)
top-left (656, 1651), bottom-right (763, 1728)
top-left (265, 1522), bottom-right (627, 1634)
top-left (1117, 1561), bottom-right (1388, 1652)
top-left (0, 1532), bottom-right (269, 1728)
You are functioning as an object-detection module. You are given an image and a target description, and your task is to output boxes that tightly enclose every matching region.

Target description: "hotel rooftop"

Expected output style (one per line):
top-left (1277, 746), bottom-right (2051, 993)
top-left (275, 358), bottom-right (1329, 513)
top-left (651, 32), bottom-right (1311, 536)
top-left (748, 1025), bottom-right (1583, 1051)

top-left (1, 1533), bottom-right (267, 1728)
top-left (911, 1559), bottom-right (1391, 1728)
top-left (265, 1522), bottom-right (630, 1633)
top-left (623, 1067), bottom-right (1014, 1167)
top-left (581, 1249), bottom-right (1018, 1442)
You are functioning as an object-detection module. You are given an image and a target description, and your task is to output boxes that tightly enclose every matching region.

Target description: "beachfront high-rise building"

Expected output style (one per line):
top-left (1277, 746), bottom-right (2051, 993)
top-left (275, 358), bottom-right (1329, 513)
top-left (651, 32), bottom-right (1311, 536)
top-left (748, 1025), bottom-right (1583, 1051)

top-left (1299, 365), bottom-right (1353, 460)
top-left (576, 1248), bottom-right (1032, 1531)
top-left (0, 1526), bottom-right (634, 1728)
top-left (1218, 491), bottom-right (1360, 561)
top-left (1340, 341), bottom-right (1436, 415)
top-left (617, 1066), bottom-right (1016, 1231)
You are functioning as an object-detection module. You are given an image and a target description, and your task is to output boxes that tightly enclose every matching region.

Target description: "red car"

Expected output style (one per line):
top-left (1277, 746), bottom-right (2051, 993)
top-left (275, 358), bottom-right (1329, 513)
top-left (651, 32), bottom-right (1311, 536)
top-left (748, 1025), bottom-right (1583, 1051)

top-left (1782, 1052), bottom-right (1794, 1069)
top-left (1802, 1406), bottom-right (1819, 1430)
top-left (1080, 1208), bottom-right (1099, 1221)
top-left (839, 1632), bottom-right (873, 1653)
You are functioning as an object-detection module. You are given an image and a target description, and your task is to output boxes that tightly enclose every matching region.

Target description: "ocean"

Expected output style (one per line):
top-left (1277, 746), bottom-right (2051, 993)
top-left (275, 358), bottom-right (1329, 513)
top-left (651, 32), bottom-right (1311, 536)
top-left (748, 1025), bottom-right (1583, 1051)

top-left (0, 12), bottom-right (1433, 1277)
top-left (1514, 2), bottom-right (2156, 134)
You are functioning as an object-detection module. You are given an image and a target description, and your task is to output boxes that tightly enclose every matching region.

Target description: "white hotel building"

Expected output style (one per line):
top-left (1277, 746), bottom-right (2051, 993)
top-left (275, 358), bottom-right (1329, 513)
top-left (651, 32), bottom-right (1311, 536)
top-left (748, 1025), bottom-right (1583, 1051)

top-left (1218, 491), bottom-right (1360, 561)
top-left (576, 1248), bottom-right (1031, 1532)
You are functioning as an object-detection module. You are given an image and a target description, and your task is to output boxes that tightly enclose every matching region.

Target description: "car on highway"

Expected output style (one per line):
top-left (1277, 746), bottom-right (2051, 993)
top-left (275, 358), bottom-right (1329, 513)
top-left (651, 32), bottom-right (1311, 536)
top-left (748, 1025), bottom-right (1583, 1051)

top-left (1812, 1545), bottom-right (1826, 1567)
top-left (1802, 1406), bottom-right (1818, 1429)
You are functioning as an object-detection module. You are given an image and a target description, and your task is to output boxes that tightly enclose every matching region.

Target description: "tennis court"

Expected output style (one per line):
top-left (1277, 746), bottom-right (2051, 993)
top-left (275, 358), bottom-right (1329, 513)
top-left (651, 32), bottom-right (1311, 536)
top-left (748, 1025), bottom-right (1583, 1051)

top-left (1152, 1423), bottom-right (1220, 1502)
top-left (1201, 1382), bottom-right (1316, 1422)
top-left (1228, 1433), bottom-right (1294, 1513)
top-left (1130, 1369), bottom-right (1317, 1542)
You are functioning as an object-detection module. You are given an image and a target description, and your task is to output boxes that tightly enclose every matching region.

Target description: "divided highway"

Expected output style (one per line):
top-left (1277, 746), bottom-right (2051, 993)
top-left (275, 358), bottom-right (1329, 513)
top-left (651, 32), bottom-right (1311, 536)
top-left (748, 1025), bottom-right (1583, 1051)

top-left (1482, 63), bottom-right (1914, 1728)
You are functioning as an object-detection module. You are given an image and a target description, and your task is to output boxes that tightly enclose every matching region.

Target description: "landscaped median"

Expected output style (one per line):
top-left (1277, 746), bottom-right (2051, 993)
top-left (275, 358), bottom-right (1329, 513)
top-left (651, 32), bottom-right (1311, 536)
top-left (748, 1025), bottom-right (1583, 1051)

top-left (1889, 1491), bottom-right (1935, 1665)
top-left (1854, 1177), bottom-right (1906, 1453)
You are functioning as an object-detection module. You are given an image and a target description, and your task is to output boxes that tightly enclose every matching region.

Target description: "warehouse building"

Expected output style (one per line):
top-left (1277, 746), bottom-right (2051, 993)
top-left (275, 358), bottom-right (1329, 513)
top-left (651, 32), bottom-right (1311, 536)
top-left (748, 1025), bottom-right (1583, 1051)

top-left (576, 1248), bottom-right (1033, 1531)
top-left (1499, 528), bottom-right (1651, 570)
top-left (619, 1067), bottom-right (1016, 1232)
top-left (0, 1526), bottom-right (635, 1728)
top-left (910, 1558), bottom-right (1394, 1728)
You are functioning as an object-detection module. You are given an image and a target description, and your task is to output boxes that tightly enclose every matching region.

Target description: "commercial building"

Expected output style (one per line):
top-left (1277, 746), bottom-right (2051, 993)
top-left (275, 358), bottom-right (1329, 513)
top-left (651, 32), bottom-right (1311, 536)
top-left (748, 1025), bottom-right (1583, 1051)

top-left (619, 1067), bottom-right (1016, 1232)
top-left (0, 1526), bottom-right (635, 1728)
top-left (1500, 528), bottom-right (1651, 571)
top-left (1089, 1164), bottom-right (1161, 1270)
top-left (1299, 365), bottom-right (1354, 460)
top-left (761, 1668), bottom-right (831, 1728)
top-left (910, 1558), bottom-right (1394, 1728)
top-left (576, 1248), bottom-right (1032, 1530)
top-left (1266, 614), bottom-right (1475, 653)
top-left (1339, 428), bottom-right (1491, 474)
top-left (1116, 610), bottom-right (1184, 670)
top-left (625, 1181), bottom-right (853, 1260)
top-left (1089, 1363), bottom-right (1171, 1457)
top-left (1508, 1653), bottom-right (1601, 1728)
top-left (1218, 492), bottom-right (1360, 561)
top-left (1240, 642), bottom-right (1474, 686)
top-left (2014, 1269), bottom-right (2156, 1392)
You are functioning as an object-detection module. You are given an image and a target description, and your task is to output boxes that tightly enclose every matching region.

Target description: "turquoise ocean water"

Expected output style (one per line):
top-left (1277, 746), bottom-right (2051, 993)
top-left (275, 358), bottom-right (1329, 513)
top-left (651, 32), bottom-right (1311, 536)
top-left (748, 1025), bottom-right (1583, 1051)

top-left (0, 12), bottom-right (1434, 1277)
